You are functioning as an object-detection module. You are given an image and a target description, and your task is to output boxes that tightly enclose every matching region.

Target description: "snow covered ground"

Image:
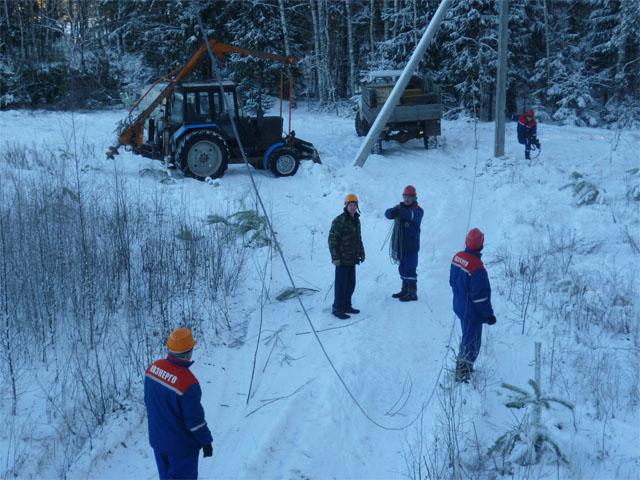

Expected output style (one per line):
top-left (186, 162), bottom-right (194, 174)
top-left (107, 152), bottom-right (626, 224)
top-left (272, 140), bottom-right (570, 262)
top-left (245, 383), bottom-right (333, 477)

top-left (1, 106), bottom-right (639, 479)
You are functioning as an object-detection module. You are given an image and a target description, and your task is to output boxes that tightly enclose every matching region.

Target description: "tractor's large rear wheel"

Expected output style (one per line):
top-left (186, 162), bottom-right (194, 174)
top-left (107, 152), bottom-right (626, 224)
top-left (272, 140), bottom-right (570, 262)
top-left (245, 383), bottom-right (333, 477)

top-left (176, 130), bottom-right (229, 180)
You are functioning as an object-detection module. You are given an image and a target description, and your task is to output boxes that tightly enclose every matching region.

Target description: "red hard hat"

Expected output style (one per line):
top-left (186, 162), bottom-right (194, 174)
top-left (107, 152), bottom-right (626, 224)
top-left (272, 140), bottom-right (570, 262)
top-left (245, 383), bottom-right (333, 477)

top-left (465, 228), bottom-right (485, 251)
top-left (403, 185), bottom-right (417, 197)
top-left (526, 109), bottom-right (535, 118)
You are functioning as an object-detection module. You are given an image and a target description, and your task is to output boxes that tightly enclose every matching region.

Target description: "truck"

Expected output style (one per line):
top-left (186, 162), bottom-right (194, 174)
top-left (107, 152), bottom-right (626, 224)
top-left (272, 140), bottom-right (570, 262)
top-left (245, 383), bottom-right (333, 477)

top-left (108, 39), bottom-right (320, 179)
top-left (355, 70), bottom-right (442, 149)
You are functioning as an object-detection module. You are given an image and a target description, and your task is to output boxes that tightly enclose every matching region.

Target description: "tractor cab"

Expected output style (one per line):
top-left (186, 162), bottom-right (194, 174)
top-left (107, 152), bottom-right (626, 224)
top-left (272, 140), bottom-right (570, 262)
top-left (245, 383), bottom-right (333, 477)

top-left (168, 81), bottom-right (288, 158)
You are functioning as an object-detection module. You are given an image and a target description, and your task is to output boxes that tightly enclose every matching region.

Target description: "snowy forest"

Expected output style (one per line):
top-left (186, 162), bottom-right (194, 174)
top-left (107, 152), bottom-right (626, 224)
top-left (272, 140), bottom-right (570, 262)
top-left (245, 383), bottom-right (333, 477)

top-left (1, 0), bottom-right (639, 126)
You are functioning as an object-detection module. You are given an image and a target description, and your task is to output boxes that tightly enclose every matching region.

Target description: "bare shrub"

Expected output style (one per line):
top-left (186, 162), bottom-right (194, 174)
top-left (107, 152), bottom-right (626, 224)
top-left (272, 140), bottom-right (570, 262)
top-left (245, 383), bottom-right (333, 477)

top-left (0, 143), bottom-right (249, 477)
top-left (403, 373), bottom-right (484, 480)
top-left (493, 243), bottom-right (546, 334)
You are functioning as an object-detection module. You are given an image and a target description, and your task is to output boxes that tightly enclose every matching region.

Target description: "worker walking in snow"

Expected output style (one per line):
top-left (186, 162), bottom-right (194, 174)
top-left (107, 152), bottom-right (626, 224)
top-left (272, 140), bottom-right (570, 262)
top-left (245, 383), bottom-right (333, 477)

top-left (516, 109), bottom-right (541, 160)
top-left (385, 185), bottom-right (424, 302)
top-left (449, 228), bottom-right (497, 383)
top-left (328, 194), bottom-right (365, 320)
top-left (145, 327), bottom-right (213, 479)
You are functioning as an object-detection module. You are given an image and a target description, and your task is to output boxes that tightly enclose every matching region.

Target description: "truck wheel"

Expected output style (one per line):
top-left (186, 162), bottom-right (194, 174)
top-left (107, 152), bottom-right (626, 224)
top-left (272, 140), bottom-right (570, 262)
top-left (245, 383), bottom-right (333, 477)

top-left (355, 112), bottom-right (370, 137)
top-left (270, 148), bottom-right (299, 177)
top-left (176, 130), bottom-right (229, 180)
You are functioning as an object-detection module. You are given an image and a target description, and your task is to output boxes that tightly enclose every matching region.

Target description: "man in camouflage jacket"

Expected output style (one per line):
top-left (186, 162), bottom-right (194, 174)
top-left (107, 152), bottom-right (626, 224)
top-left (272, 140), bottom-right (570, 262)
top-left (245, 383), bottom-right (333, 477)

top-left (328, 194), bottom-right (365, 319)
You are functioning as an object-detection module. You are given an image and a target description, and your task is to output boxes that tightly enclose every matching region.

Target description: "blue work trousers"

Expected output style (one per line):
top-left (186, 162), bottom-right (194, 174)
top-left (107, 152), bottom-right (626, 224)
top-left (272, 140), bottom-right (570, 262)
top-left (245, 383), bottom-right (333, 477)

top-left (398, 252), bottom-right (418, 281)
top-left (458, 314), bottom-right (483, 365)
top-left (518, 136), bottom-right (534, 158)
top-left (333, 265), bottom-right (356, 312)
top-left (153, 449), bottom-right (199, 480)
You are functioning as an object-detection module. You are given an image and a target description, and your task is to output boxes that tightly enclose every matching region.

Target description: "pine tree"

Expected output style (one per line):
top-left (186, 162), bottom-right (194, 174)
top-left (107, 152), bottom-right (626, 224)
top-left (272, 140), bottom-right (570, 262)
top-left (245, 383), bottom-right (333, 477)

top-left (436, 0), bottom-right (498, 119)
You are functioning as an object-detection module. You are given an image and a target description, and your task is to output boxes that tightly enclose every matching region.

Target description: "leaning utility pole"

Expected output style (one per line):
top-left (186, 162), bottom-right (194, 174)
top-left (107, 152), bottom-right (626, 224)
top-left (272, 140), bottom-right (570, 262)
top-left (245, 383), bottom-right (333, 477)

top-left (353, 0), bottom-right (453, 167)
top-left (494, 0), bottom-right (509, 157)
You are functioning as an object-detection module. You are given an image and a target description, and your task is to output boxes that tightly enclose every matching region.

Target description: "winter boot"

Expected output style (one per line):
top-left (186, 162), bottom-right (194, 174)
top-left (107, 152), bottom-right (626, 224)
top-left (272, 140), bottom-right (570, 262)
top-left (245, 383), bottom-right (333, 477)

top-left (344, 307), bottom-right (360, 314)
top-left (332, 310), bottom-right (350, 320)
top-left (399, 280), bottom-right (418, 302)
top-left (454, 359), bottom-right (471, 383)
top-left (392, 280), bottom-right (408, 299)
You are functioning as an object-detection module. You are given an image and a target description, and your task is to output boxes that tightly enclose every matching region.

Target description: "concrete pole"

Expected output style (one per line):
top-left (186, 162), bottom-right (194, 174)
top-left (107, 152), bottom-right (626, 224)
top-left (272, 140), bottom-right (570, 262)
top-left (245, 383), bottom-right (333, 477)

top-left (353, 0), bottom-right (453, 167)
top-left (494, 0), bottom-right (509, 157)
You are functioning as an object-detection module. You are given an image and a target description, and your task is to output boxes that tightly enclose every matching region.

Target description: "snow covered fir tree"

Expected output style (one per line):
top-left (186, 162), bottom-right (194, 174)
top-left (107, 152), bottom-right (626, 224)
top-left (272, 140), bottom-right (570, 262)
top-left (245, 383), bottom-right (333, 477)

top-left (1, 0), bottom-right (638, 124)
top-left (0, 1), bottom-right (639, 479)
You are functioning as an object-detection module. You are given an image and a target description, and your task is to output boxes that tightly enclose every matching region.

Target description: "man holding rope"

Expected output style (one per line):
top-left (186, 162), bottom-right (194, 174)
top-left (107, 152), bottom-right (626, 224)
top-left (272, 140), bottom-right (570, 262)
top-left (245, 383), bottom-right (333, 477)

top-left (385, 185), bottom-right (424, 302)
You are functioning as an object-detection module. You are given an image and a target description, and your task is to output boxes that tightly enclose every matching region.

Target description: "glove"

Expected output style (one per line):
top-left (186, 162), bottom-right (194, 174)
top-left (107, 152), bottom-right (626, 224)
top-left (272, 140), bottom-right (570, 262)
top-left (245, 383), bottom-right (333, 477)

top-left (332, 259), bottom-right (340, 266)
top-left (202, 444), bottom-right (213, 458)
top-left (487, 315), bottom-right (496, 325)
top-left (357, 252), bottom-right (365, 264)
top-left (535, 139), bottom-right (541, 149)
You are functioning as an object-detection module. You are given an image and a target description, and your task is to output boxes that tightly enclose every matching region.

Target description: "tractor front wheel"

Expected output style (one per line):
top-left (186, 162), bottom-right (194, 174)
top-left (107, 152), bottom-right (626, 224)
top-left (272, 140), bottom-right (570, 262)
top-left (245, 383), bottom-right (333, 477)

top-left (269, 148), bottom-right (300, 177)
top-left (176, 130), bottom-right (229, 180)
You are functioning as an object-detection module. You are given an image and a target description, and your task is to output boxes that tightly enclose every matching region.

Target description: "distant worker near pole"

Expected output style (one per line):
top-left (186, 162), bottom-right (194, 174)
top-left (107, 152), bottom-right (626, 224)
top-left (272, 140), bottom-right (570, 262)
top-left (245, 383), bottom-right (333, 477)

top-left (514, 109), bottom-right (541, 160)
top-left (385, 185), bottom-right (424, 302)
top-left (449, 228), bottom-right (497, 383)
top-left (328, 194), bottom-right (365, 320)
top-left (144, 327), bottom-right (213, 479)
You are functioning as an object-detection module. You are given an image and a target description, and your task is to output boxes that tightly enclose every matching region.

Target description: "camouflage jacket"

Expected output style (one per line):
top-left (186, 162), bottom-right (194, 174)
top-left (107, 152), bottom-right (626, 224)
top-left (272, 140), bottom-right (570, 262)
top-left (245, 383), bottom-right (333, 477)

top-left (328, 210), bottom-right (365, 266)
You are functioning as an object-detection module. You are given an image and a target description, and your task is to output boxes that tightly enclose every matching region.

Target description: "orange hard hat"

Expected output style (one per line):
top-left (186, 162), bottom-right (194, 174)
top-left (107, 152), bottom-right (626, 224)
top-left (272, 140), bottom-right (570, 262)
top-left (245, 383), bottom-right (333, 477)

top-left (167, 327), bottom-right (196, 354)
top-left (344, 193), bottom-right (359, 204)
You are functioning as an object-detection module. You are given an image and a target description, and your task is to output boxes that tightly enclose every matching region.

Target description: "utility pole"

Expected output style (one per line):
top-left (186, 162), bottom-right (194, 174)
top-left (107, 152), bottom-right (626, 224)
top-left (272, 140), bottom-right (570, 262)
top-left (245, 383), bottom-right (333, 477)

top-left (353, 0), bottom-right (453, 167)
top-left (494, 0), bottom-right (509, 157)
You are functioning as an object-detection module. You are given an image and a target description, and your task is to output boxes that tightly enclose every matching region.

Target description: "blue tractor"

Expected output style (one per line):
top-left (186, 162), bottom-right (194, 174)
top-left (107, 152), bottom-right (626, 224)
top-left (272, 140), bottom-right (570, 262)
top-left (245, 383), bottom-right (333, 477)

top-left (108, 39), bottom-right (320, 179)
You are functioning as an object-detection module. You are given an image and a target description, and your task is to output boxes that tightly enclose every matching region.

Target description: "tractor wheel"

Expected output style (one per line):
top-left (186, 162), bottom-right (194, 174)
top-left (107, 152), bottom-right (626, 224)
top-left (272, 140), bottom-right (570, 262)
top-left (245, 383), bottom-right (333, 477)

top-left (355, 112), bottom-right (370, 137)
top-left (269, 148), bottom-right (300, 177)
top-left (176, 130), bottom-right (229, 180)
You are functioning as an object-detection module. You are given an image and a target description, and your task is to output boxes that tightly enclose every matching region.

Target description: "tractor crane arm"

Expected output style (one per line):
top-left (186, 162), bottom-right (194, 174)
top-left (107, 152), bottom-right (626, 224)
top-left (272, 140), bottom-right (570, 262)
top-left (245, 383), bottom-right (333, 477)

top-left (107, 39), bottom-right (297, 159)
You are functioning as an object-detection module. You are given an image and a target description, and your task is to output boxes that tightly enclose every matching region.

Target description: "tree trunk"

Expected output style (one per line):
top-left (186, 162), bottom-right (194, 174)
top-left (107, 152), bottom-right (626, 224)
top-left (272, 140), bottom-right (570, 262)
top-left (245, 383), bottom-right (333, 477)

top-left (541, 0), bottom-right (551, 107)
top-left (309, 0), bottom-right (323, 101)
top-left (413, 0), bottom-right (418, 45)
top-left (278, 0), bottom-right (292, 58)
top-left (392, 0), bottom-right (399, 39)
top-left (383, 0), bottom-right (390, 41)
top-left (369, 0), bottom-right (375, 54)
top-left (320, 0), bottom-right (335, 102)
top-left (345, 0), bottom-right (356, 96)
